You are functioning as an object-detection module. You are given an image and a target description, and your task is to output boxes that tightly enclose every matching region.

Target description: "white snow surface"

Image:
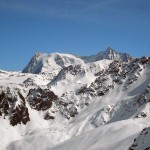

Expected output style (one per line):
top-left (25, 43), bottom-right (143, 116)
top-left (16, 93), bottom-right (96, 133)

top-left (22, 52), bottom-right (84, 74)
top-left (0, 52), bottom-right (150, 150)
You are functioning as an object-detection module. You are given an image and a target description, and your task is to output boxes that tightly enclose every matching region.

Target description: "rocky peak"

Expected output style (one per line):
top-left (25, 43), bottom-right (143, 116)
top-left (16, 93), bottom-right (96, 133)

top-left (35, 52), bottom-right (43, 57)
top-left (81, 47), bottom-right (133, 63)
top-left (105, 47), bottom-right (114, 53)
top-left (22, 52), bottom-right (47, 74)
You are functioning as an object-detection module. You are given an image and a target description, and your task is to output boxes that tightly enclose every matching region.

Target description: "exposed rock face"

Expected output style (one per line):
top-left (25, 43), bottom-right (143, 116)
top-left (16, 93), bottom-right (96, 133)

top-left (10, 104), bottom-right (30, 126)
top-left (76, 85), bottom-right (95, 96)
top-left (128, 127), bottom-right (150, 150)
top-left (22, 52), bottom-right (46, 74)
top-left (0, 88), bottom-right (30, 126)
top-left (59, 104), bottom-right (77, 120)
top-left (23, 77), bottom-right (36, 87)
top-left (27, 88), bottom-right (58, 111)
top-left (54, 56), bottom-right (150, 125)
top-left (0, 85), bottom-right (58, 126)
top-left (0, 91), bottom-right (9, 116)
top-left (81, 47), bottom-right (133, 63)
top-left (50, 65), bottom-right (86, 85)
top-left (44, 112), bottom-right (55, 120)
top-left (46, 56), bottom-right (150, 124)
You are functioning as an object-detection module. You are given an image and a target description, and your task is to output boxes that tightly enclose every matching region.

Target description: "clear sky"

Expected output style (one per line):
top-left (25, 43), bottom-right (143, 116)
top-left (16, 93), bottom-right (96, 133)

top-left (0, 0), bottom-right (150, 71)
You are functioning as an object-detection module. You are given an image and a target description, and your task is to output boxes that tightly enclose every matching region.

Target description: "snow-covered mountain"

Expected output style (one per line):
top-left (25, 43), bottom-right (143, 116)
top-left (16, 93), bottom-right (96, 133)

top-left (22, 47), bottom-right (133, 74)
top-left (22, 52), bottom-right (84, 74)
top-left (1, 48), bottom-right (150, 150)
top-left (81, 47), bottom-right (133, 63)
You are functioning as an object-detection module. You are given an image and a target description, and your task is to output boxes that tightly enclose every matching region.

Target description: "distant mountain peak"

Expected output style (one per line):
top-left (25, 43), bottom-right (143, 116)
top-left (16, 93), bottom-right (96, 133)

top-left (35, 51), bottom-right (43, 57)
top-left (105, 47), bottom-right (114, 52)
top-left (22, 52), bottom-right (84, 74)
top-left (22, 47), bottom-right (133, 74)
top-left (102, 47), bottom-right (118, 56)
top-left (81, 47), bottom-right (133, 63)
top-left (35, 51), bottom-right (42, 55)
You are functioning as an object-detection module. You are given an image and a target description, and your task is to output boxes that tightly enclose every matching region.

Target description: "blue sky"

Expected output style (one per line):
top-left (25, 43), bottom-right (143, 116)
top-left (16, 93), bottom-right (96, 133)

top-left (0, 0), bottom-right (150, 71)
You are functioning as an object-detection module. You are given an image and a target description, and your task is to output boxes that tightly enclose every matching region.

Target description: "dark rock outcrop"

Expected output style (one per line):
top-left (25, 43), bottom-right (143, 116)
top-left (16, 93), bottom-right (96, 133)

top-left (27, 88), bottom-right (58, 111)
top-left (0, 88), bottom-right (30, 126)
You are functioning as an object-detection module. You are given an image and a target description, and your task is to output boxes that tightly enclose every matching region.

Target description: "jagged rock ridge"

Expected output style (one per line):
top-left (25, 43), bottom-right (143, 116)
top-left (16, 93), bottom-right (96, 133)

top-left (81, 47), bottom-right (133, 63)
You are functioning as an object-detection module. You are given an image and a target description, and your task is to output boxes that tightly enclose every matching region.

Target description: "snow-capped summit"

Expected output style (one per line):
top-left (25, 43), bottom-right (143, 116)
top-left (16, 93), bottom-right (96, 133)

top-left (22, 52), bottom-right (84, 74)
top-left (81, 47), bottom-right (133, 63)
top-left (22, 47), bottom-right (132, 74)
top-left (22, 52), bottom-right (47, 73)
top-left (102, 47), bottom-right (132, 61)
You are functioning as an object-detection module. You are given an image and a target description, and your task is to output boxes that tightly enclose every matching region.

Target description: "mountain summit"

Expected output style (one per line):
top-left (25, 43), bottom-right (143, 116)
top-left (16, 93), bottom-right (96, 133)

top-left (22, 47), bottom-right (133, 74)
top-left (81, 47), bottom-right (133, 63)
top-left (22, 52), bottom-right (84, 74)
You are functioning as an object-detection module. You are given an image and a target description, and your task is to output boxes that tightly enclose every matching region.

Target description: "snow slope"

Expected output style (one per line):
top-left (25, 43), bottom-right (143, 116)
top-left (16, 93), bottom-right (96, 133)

top-left (0, 49), bottom-right (150, 150)
top-left (50, 118), bottom-right (150, 150)
top-left (129, 126), bottom-right (150, 150)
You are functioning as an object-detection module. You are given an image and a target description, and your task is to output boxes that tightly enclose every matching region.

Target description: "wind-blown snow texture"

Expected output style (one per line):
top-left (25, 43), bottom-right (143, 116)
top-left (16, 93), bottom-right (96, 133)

top-left (1, 47), bottom-right (150, 150)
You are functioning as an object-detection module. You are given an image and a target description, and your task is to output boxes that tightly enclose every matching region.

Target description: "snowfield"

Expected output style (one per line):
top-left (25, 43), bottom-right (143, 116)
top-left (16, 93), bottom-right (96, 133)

top-left (49, 118), bottom-right (150, 150)
top-left (0, 48), bottom-right (150, 150)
